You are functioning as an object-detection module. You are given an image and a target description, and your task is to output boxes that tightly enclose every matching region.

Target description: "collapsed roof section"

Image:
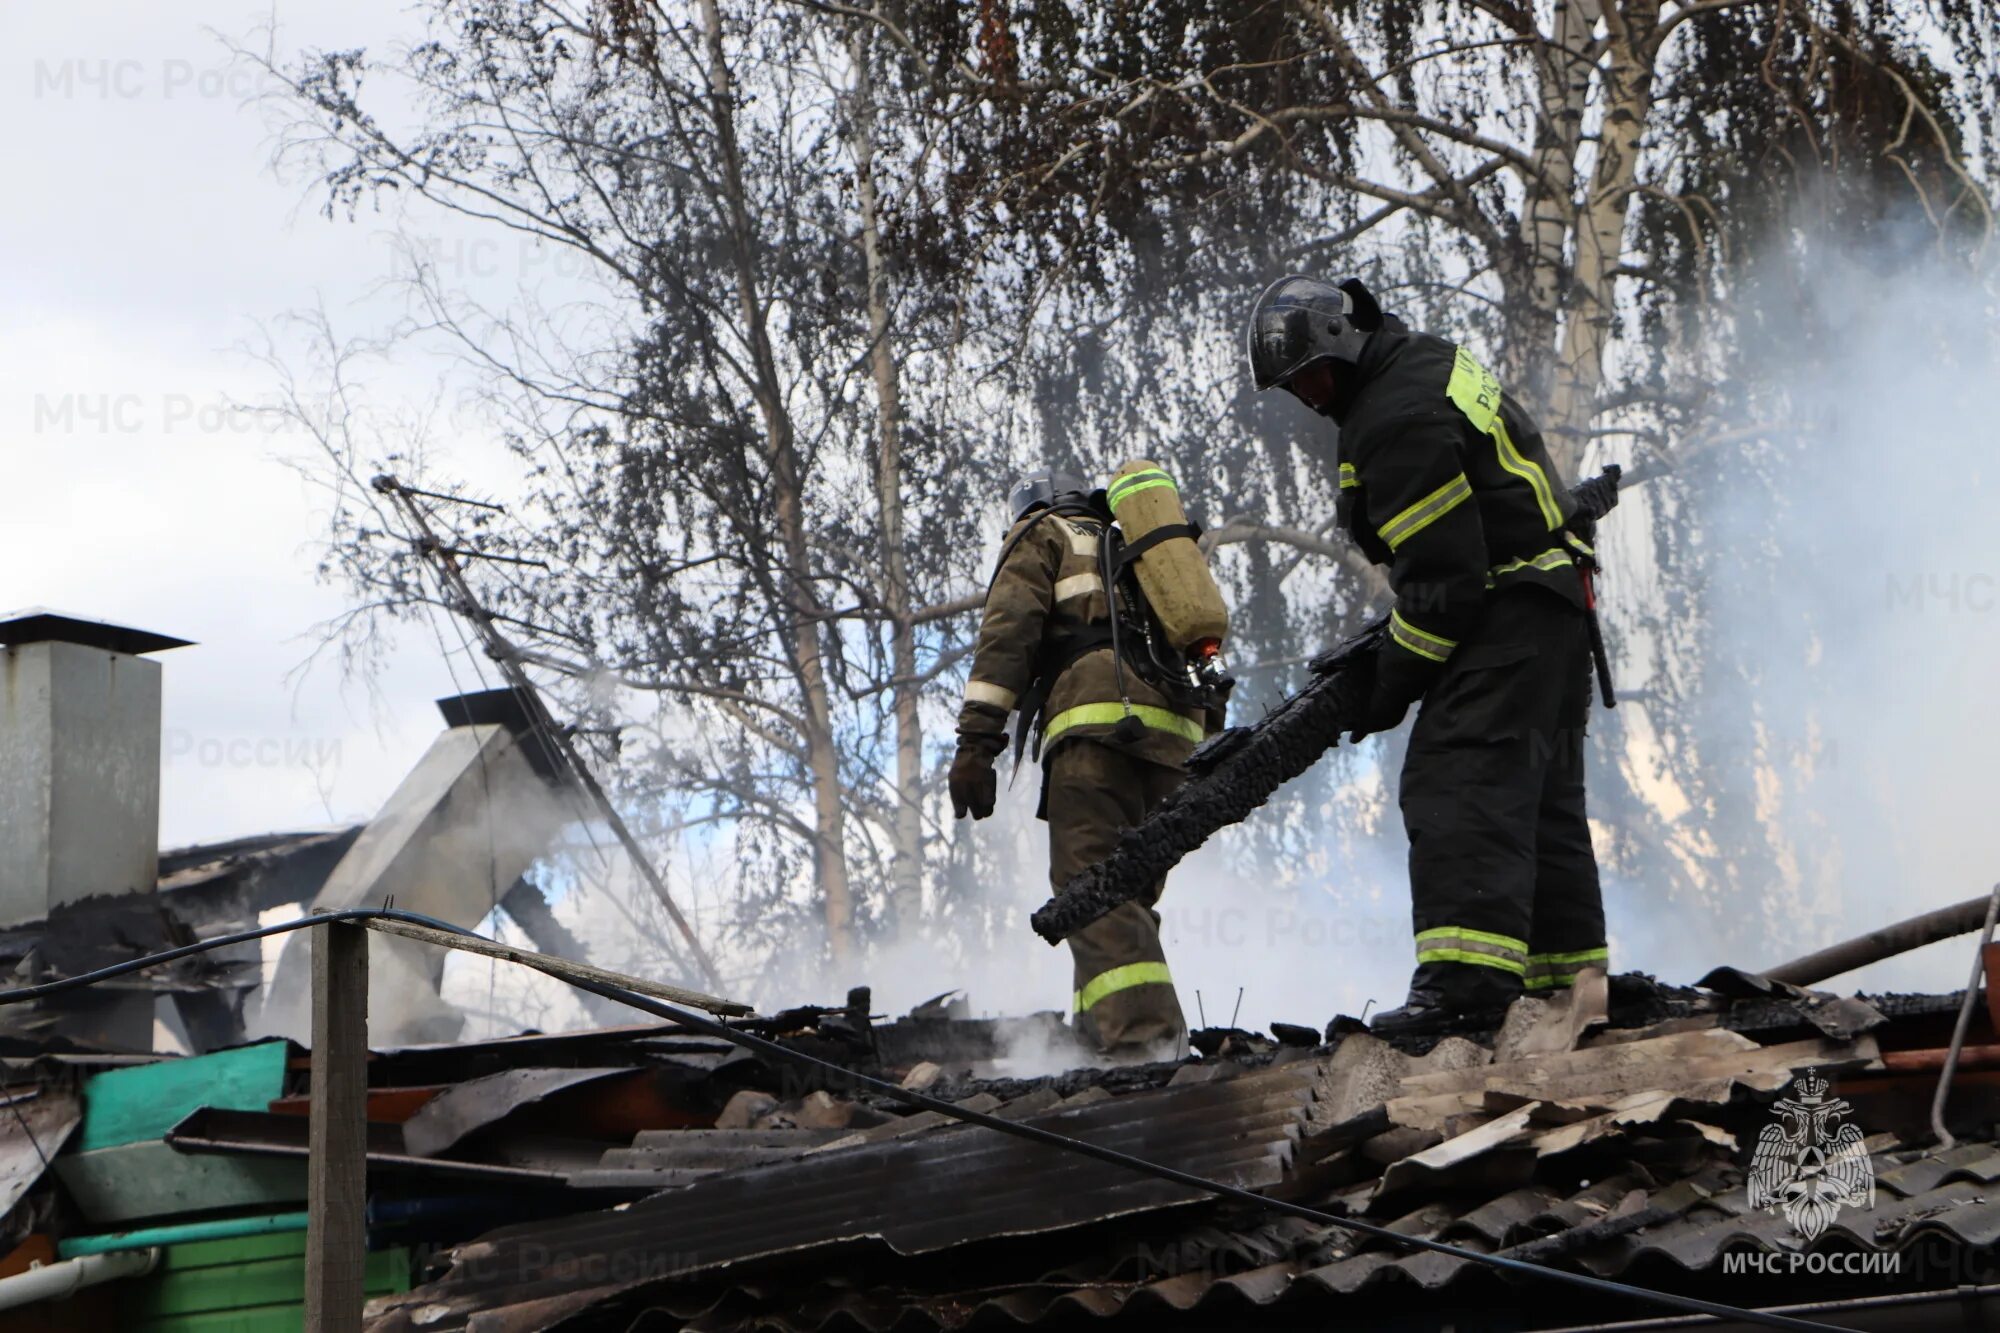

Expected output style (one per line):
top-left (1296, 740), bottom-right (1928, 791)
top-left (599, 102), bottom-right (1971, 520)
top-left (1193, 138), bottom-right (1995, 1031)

top-left (257, 696), bottom-right (574, 1048)
top-left (0, 668), bottom-right (587, 1056)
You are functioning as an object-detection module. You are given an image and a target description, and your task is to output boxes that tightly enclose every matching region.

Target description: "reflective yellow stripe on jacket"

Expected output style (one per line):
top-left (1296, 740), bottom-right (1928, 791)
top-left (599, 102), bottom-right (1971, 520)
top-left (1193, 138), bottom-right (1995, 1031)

top-left (1379, 473), bottom-right (1473, 551)
top-left (963, 680), bottom-right (1017, 711)
top-left (1390, 609), bottom-right (1458, 664)
top-left (1484, 528), bottom-right (1599, 587)
top-left (1074, 961), bottom-right (1173, 1013)
top-left (1444, 347), bottom-right (1563, 531)
top-left (1487, 545), bottom-right (1575, 583)
top-left (1053, 572), bottom-right (1105, 603)
top-left (1044, 702), bottom-right (1204, 747)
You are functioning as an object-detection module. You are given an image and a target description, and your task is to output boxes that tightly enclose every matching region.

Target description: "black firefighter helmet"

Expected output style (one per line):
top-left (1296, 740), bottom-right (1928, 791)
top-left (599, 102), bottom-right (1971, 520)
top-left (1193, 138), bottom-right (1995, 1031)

top-left (1245, 275), bottom-right (1386, 391)
top-left (1008, 469), bottom-right (1093, 523)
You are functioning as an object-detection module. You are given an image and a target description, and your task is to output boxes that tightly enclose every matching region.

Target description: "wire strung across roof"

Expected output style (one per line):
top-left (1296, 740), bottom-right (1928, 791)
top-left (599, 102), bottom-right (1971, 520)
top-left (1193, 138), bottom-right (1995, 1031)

top-left (0, 907), bottom-right (1846, 1333)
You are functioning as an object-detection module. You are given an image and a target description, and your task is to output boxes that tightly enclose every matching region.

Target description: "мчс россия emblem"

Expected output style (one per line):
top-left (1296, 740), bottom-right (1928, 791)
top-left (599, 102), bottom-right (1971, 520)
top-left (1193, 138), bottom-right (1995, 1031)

top-left (1746, 1069), bottom-right (1875, 1241)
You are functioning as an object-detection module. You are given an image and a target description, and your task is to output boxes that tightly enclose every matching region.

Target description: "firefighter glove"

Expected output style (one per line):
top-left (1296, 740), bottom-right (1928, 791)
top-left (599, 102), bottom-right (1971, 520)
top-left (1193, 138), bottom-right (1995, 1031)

top-left (1570, 469), bottom-right (1621, 521)
top-left (1347, 644), bottom-right (1436, 743)
top-left (950, 746), bottom-right (998, 820)
top-left (1346, 682), bottom-right (1414, 744)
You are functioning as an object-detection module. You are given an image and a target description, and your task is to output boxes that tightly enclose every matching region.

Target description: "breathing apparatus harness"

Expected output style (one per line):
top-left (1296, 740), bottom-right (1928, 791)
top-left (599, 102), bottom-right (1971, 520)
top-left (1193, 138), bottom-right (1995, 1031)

top-left (991, 499), bottom-right (1232, 769)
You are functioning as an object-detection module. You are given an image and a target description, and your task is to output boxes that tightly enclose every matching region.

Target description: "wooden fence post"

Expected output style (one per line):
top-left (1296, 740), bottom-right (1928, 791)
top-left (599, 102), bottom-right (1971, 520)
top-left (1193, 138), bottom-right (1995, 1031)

top-left (305, 921), bottom-right (368, 1332)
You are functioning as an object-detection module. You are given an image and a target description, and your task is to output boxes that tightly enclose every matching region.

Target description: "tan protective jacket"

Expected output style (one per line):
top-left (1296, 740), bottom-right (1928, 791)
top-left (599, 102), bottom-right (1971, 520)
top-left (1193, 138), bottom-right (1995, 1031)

top-left (956, 511), bottom-right (1207, 776)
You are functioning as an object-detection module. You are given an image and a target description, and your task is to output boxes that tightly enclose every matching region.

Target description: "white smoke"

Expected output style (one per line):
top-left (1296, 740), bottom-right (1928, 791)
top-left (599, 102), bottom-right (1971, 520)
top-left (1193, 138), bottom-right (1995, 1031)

top-left (1676, 229), bottom-right (2000, 992)
top-left (844, 760), bottom-right (1415, 1043)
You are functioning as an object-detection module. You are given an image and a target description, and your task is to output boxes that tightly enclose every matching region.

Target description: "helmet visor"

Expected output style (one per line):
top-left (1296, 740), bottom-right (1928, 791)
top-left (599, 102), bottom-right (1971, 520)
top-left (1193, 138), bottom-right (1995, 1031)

top-left (1246, 277), bottom-right (1354, 390)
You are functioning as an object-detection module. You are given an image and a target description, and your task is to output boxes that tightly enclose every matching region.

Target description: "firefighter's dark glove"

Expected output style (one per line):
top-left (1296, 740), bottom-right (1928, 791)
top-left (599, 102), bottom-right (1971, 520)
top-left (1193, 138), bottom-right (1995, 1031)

top-left (949, 746), bottom-right (997, 820)
top-left (1346, 683), bottom-right (1414, 745)
top-left (1570, 469), bottom-right (1621, 522)
top-left (1345, 645), bottom-right (1436, 744)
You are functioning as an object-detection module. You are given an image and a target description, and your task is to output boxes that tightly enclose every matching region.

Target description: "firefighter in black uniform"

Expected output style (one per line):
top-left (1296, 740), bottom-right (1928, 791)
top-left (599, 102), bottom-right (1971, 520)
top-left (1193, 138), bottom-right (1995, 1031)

top-left (1246, 275), bottom-right (1611, 1034)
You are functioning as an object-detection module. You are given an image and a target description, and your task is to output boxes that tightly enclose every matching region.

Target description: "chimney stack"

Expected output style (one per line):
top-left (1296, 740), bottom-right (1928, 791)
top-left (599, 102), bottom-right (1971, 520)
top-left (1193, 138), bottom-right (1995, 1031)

top-left (0, 610), bottom-right (190, 926)
top-left (0, 611), bottom-right (191, 1051)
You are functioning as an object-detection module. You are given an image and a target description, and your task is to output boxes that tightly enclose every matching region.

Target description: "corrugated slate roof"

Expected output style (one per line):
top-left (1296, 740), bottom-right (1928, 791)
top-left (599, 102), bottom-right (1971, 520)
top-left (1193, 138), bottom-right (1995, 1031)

top-left (364, 1061), bottom-right (1320, 1331)
top-left (351, 978), bottom-right (2000, 1333)
top-left (13, 967), bottom-right (1993, 1333)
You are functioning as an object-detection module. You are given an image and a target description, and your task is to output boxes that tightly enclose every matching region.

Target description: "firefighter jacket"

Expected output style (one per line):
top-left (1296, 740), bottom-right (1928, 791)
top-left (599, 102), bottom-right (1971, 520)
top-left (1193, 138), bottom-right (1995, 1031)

top-left (1336, 330), bottom-right (1588, 709)
top-left (957, 510), bottom-right (1207, 776)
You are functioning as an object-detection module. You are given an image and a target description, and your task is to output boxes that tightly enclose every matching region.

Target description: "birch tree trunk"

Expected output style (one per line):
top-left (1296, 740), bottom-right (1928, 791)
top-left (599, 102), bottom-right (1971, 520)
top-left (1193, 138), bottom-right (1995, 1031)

top-left (1546, 0), bottom-right (1659, 473)
top-left (1509, 0), bottom-right (1601, 414)
top-left (697, 0), bottom-right (855, 961)
top-left (845, 27), bottom-right (926, 924)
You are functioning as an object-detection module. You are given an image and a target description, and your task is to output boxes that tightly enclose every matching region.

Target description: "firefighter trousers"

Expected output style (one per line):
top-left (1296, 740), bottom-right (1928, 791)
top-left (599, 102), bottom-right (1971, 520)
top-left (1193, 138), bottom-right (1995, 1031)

top-left (1398, 585), bottom-right (1607, 1009)
top-left (1046, 737), bottom-right (1189, 1053)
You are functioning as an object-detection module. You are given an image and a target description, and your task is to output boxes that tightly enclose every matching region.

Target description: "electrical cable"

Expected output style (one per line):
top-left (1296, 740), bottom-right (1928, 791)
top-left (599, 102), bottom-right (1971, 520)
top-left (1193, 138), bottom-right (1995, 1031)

top-left (375, 475), bottom-right (722, 991)
top-left (0, 911), bottom-right (1843, 1331)
top-left (413, 507), bottom-right (510, 1035)
top-left (0, 909), bottom-right (477, 1005)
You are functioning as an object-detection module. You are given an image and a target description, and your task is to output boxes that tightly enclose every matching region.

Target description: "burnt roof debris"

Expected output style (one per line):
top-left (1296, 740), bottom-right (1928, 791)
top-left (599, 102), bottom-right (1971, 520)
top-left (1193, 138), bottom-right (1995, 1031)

top-left (0, 894), bottom-right (208, 1056)
top-left (0, 820), bottom-right (632, 1057)
top-left (157, 828), bottom-right (364, 935)
top-left (339, 965), bottom-right (1999, 1331)
top-left (1, 898), bottom-right (1998, 1332)
top-left (0, 829), bottom-right (356, 1057)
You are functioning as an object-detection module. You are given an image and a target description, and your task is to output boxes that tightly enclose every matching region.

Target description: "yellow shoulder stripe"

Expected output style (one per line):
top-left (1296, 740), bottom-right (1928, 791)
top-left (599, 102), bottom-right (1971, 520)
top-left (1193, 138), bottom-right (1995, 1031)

top-left (1445, 346), bottom-right (1561, 531)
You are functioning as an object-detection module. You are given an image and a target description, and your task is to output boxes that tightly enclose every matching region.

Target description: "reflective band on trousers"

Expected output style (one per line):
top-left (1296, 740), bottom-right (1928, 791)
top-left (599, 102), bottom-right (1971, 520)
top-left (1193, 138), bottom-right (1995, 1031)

top-left (964, 680), bottom-right (1017, 711)
top-left (1045, 702), bottom-right (1204, 746)
top-left (1379, 473), bottom-right (1473, 551)
top-left (1074, 961), bottom-right (1173, 1013)
top-left (1107, 469), bottom-right (1177, 509)
top-left (1390, 609), bottom-right (1457, 663)
top-left (1414, 926), bottom-right (1528, 975)
top-left (1524, 947), bottom-right (1609, 990)
top-left (1339, 462), bottom-right (1358, 490)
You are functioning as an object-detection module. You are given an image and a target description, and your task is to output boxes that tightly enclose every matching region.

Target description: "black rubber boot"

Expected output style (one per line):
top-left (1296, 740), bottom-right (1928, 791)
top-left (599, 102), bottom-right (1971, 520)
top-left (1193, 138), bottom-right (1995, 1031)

top-left (1370, 986), bottom-right (1510, 1037)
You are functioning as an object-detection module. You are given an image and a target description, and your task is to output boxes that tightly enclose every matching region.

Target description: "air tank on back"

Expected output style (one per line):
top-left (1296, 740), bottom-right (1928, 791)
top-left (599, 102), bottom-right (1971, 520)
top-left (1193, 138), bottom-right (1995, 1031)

top-left (1105, 459), bottom-right (1229, 663)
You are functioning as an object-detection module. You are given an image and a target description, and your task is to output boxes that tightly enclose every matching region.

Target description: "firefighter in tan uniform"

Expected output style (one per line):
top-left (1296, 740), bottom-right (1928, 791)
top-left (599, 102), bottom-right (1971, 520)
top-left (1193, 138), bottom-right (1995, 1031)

top-left (950, 470), bottom-right (1227, 1059)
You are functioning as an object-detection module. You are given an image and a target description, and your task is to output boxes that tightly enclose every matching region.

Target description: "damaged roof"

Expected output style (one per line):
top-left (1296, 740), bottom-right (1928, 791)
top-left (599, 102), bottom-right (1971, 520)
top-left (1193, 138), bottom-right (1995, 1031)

top-left (3, 952), bottom-right (1998, 1332)
top-left (340, 973), bottom-right (2000, 1332)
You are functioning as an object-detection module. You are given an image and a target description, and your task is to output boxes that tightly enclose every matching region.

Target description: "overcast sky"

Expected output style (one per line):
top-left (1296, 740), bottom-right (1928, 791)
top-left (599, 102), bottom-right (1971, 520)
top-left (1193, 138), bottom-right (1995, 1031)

top-left (2, 1), bottom-right (527, 849)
